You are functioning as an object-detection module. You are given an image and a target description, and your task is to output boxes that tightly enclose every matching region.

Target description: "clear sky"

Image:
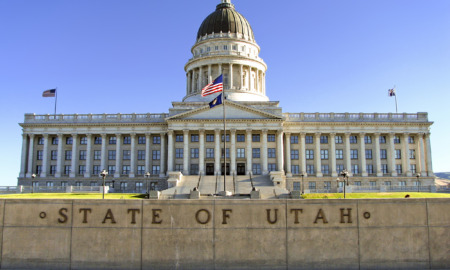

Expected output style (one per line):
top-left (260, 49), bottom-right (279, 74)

top-left (0, 0), bottom-right (449, 186)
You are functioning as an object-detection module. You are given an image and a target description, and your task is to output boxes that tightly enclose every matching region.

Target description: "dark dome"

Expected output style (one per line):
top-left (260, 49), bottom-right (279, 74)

top-left (197, 2), bottom-right (254, 41)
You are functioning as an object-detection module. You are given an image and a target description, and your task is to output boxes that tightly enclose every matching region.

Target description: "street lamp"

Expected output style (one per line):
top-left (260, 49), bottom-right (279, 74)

top-left (100, 169), bottom-right (108, 199)
top-left (339, 170), bottom-right (349, 199)
top-left (31, 174), bottom-right (36, 194)
top-left (145, 172), bottom-right (151, 196)
top-left (416, 173), bottom-right (420, 193)
top-left (300, 173), bottom-right (306, 195)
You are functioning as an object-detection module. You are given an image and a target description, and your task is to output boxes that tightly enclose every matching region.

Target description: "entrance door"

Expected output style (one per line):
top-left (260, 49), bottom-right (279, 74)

top-left (237, 163), bottom-right (246, 175)
top-left (221, 163), bottom-right (230, 175)
top-left (206, 163), bottom-right (214, 175)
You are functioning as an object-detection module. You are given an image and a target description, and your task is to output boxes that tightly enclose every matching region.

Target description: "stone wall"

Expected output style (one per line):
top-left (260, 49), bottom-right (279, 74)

top-left (0, 198), bottom-right (448, 269)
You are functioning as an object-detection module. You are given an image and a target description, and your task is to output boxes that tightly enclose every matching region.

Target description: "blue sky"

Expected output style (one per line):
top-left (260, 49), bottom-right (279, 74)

top-left (0, 0), bottom-right (449, 185)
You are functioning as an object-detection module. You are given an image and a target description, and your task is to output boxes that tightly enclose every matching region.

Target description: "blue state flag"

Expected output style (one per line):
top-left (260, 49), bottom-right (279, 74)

top-left (209, 93), bottom-right (223, 108)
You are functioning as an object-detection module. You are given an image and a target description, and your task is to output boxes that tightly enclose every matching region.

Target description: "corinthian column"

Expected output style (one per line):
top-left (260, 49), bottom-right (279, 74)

top-left (330, 133), bottom-right (337, 177)
top-left (285, 132), bottom-right (292, 177)
top-left (26, 134), bottom-right (35, 178)
top-left (425, 133), bottom-right (434, 176)
top-left (403, 133), bottom-right (411, 176)
top-left (246, 129), bottom-right (252, 175)
top-left (359, 133), bottom-right (367, 177)
top-left (19, 133), bottom-right (28, 178)
top-left (41, 134), bottom-right (49, 178)
top-left (261, 129), bottom-right (268, 175)
top-left (315, 133), bottom-right (322, 177)
top-left (70, 134), bottom-right (78, 177)
top-left (55, 133), bottom-right (64, 178)
top-left (184, 130), bottom-right (190, 175)
top-left (230, 129), bottom-right (236, 175)
top-left (277, 130), bottom-right (284, 173)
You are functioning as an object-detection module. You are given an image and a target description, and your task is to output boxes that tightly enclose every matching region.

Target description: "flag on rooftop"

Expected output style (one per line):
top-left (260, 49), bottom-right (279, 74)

top-left (42, 89), bottom-right (56, 97)
top-left (201, 75), bottom-right (223, 97)
top-left (209, 93), bottom-right (223, 108)
top-left (388, 88), bottom-right (396, 97)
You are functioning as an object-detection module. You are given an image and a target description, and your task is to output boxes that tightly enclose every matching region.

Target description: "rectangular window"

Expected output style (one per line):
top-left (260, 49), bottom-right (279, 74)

top-left (175, 148), bottom-right (183, 159)
top-left (350, 136), bottom-right (357, 144)
top-left (306, 165), bottom-right (314, 175)
top-left (252, 134), bottom-right (260, 142)
top-left (221, 148), bottom-right (230, 158)
top-left (308, 182), bottom-right (316, 190)
top-left (252, 148), bottom-right (260, 158)
top-left (408, 136), bottom-right (415, 144)
top-left (396, 164), bottom-right (402, 174)
top-left (364, 136), bottom-right (372, 144)
top-left (305, 136), bottom-right (313, 144)
top-left (152, 150), bottom-right (160, 160)
top-left (399, 181), bottom-right (406, 187)
top-left (336, 149), bottom-right (343, 160)
top-left (268, 163), bottom-right (276, 172)
top-left (336, 164), bottom-right (344, 173)
top-left (268, 148), bottom-right (276, 158)
top-left (75, 182), bottom-right (82, 187)
top-left (190, 164), bottom-right (199, 175)
top-left (79, 150), bottom-right (86, 160)
top-left (335, 136), bottom-right (343, 144)
top-left (320, 136), bottom-right (328, 144)
top-left (38, 137), bottom-right (44, 145)
top-left (395, 149), bottom-right (401, 159)
top-left (366, 164), bottom-right (373, 174)
top-left (120, 182), bottom-right (128, 190)
top-left (191, 135), bottom-right (199, 142)
top-left (176, 135), bottom-right (184, 142)
top-left (123, 136), bottom-right (131, 144)
top-left (221, 135), bottom-right (230, 142)
top-left (66, 137), bottom-right (73, 145)
top-left (206, 148), bottom-right (214, 158)
top-left (80, 137), bottom-right (87, 145)
top-left (152, 165), bottom-right (160, 175)
top-left (293, 182), bottom-right (300, 191)
top-left (410, 164), bottom-right (416, 174)
top-left (352, 181), bottom-right (360, 186)
top-left (321, 165), bottom-right (329, 174)
top-left (409, 149), bottom-right (415, 159)
top-left (365, 149), bottom-right (372, 159)
top-left (46, 182), bottom-right (54, 187)
top-left (36, 165), bottom-right (42, 175)
top-left (90, 182), bottom-right (97, 187)
top-left (108, 150), bottom-right (116, 160)
top-left (351, 164), bottom-right (359, 174)
top-left (61, 181), bottom-right (68, 187)
top-left (51, 150), bottom-right (57, 160)
top-left (206, 134), bottom-right (214, 142)
top-left (291, 165), bottom-right (299, 175)
top-left (108, 165), bottom-right (116, 174)
top-left (384, 181), bottom-right (391, 186)
top-left (381, 164), bottom-right (388, 174)
top-left (123, 150), bottom-right (131, 160)
top-left (122, 165), bottom-right (131, 174)
top-left (93, 165), bottom-right (100, 175)
top-left (291, 150), bottom-right (299, 160)
top-left (237, 148), bottom-right (245, 158)
top-left (65, 150), bottom-right (72, 160)
top-left (252, 164), bottom-right (261, 175)
top-left (394, 136), bottom-right (401, 144)
top-left (320, 149), bottom-right (328, 160)
top-left (138, 150), bottom-right (145, 160)
top-left (138, 136), bottom-right (146, 144)
top-left (52, 137), bottom-right (59, 145)
top-left (350, 149), bottom-right (358, 160)
top-left (153, 136), bottom-right (161, 144)
top-left (64, 165), bottom-right (71, 175)
top-left (324, 181), bottom-right (331, 189)
top-left (137, 166), bottom-right (145, 175)
top-left (37, 150), bottom-right (43, 160)
top-left (291, 136), bottom-right (298, 144)
top-left (305, 150), bottom-right (314, 160)
top-left (380, 149), bottom-right (387, 159)
top-left (175, 164), bottom-right (183, 171)
top-left (191, 148), bottom-right (199, 158)
top-left (79, 165), bottom-right (86, 175)
top-left (136, 182), bottom-right (143, 191)
top-left (109, 136), bottom-right (117, 144)
top-left (237, 134), bottom-right (245, 142)
top-left (94, 136), bottom-right (102, 145)
top-left (267, 134), bottom-right (276, 142)
top-left (379, 136), bottom-right (386, 144)
top-left (94, 150), bottom-right (101, 160)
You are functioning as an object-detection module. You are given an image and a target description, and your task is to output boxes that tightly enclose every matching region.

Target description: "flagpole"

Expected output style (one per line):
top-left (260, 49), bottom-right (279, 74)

top-left (222, 86), bottom-right (227, 194)
top-left (54, 87), bottom-right (58, 116)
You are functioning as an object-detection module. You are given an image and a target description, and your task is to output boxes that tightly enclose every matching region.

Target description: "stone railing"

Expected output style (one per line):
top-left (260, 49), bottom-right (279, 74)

top-left (283, 112), bottom-right (429, 122)
top-left (189, 51), bottom-right (263, 62)
top-left (23, 113), bottom-right (169, 124)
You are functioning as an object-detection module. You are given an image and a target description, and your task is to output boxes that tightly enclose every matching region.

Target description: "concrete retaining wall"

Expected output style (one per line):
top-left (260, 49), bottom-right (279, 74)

top-left (0, 198), bottom-right (448, 269)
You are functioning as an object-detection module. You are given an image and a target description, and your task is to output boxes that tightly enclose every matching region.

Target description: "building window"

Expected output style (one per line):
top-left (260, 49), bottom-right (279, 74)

top-left (366, 164), bottom-right (373, 174)
top-left (221, 135), bottom-right (230, 142)
top-left (223, 45), bottom-right (228, 50)
top-left (252, 148), bottom-right (260, 158)
top-left (215, 46), bottom-right (219, 51)
top-left (291, 165), bottom-right (299, 175)
top-left (65, 150), bottom-right (72, 160)
top-left (321, 165), bottom-right (329, 175)
top-left (123, 136), bottom-right (131, 144)
top-left (252, 164), bottom-right (261, 175)
top-left (380, 149), bottom-right (387, 159)
top-left (381, 164), bottom-right (388, 174)
top-left (51, 150), bottom-right (57, 160)
top-left (137, 166), bottom-right (145, 175)
top-left (308, 182), bottom-right (316, 190)
top-left (122, 166), bottom-right (131, 175)
top-left (384, 181), bottom-right (391, 187)
top-left (120, 182), bottom-right (128, 190)
top-left (108, 150), bottom-right (116, 160)
top-left (351, 164), bottom-right (359, 174)
top-left (324, 181), bottom-right (331, 190)
top-left (153, 136), bottom-right (161, 144)
top-left (46, 182), bottom-right (53, 187)
top-left (252, 134), bottom-right (260, 142)
top-left (365, 149), bottom-right (372, 159)
top-left (206, 134), bottom-right (214, 142)
top-left (320, 149), bottom-right (328, 160)
top-left (379, 136), bottom-right (386, 144)
top-left (191, 134), bottom-right (199, 142)
top-left (94, 150), bottom-right (101, 160)
top-left (175, 148), bottom-right (183, 159)
top-left (175, 164), bottom-right (183, 171)
top-left (221, 148), bottom-right (230, 158)
top-left (320, 136), bottom-right (328, 144)
top-left (94, 136), bottom-right (102, 144)
top-left (176, 135), bottom-right (184, 142)
top-left (267, 134), bottom-right (275, 142)
top-left (410, 164), bottom-right (416, 174)
top-left (306, 165), bottom-right (314, 175)
top-left (152, 165), bottom-right (160, 175)
top-left (399, 181), bottom-right (406, 187)
top-left (409, 149), bottom-right (415, 159)
top-left (66, 137), bottom-right (73, 145)
top-left (293, 182), bottom-right (300, 191)
top-left (135, 182), bottom-right (143, 191)
top-left (291, 150), bottom-right (299, 160)
top-left (305, 150), bottom-right (314, 160)
top-left (395, 149), bottom-right (401, 159)
top-left (152, 150), bottom-right (160, 160)
top-left (305, 136), bottom-right (313, 144)
top-left (79, 165), bottom-right (86, 175)
top-left (137, 136), bottom-right (145, 144)
top-left (36, 165), bottom-right (42, 175)
top-left (109, 136), bottom-right (117, 144)
top-left (61, 181), bottom-right (68, 187)
top-left (335, 136), bottom-right (343, 144)
top-left (138, 150), bottom-right (145, 160)
top-left (237, 148), bottom-right (245, 158)
top-left (75, 182), bottom-right (82, 187)
top-left (52, 137), bottom-right (59, 145)
top-left (336, 149), bottom-right (343, 160)
top-left (206, 148), bottom-right (214, 158)
top-left (237, 134), bottom-right (245, 142)
top-left (396, 164), bottom-right (402, 174)
top-left (268, 163), bottom-right (276, 172)
top-left (191, 148), bottom-right (199, 158)
top-left (108, 165), bottom-right (116, 174)
top-left (38, 137), bottom-right (44, 145)
top-left (80, 137), bottom-right (87, 145)
top-left (394, 136), bottom-right (401, 144)
top-left (123, 150), bottom-right (131, 160)
top-left (291, 136), bottom-right (298, 144)
top-left (408, 136), bottom-right (415, 144)
top-left (336, 164), bottom-right (344, 173)
top-left (364, 136), bottom-right (372, 144)
top-left (37, 150), bottom-right (43, 160)
top-left (350, 149), bottom-right (358, 160)
top-left (79, 150), bottom-right (86, 160)
top-left (268, 148), bottom-right (276, 158)
top-left (93, 165), bottom-right (100, 175)
top-left (90, 182), bottom-right (97, 187)
top-left (49, 165), bottom-right (56, 175)
top-left (190, 164), bottom-right (199, 175)
top-left (350, 136), bottom-right (357, 144)
top-left (64, 166), bottom-right (71, 175)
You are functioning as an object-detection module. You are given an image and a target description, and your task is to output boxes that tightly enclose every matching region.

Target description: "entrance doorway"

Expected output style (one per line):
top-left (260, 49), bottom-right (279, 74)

top-left (221, 163), bottom-right (230, 175)
top-left (237, 163), bottom-right (246, 175)
top-left (206, 163), bottom-right (214, 175)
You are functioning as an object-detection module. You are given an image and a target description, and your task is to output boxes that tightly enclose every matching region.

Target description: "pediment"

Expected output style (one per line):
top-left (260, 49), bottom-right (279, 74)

top-left (166, 101), bottom-right (282, 121)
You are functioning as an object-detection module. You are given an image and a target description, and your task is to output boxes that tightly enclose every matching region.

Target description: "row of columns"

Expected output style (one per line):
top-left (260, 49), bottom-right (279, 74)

top-left (283, 132), bottom-right (433, 177)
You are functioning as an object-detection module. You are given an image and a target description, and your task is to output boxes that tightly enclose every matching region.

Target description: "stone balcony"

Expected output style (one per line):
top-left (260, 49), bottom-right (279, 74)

top-left (283, 112), bottom-right (430, 123)
top-left (23, 113), bottom-right (169, 124)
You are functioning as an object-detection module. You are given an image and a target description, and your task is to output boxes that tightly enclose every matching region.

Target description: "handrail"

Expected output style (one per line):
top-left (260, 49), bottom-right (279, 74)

top-left (196, 173), bottom-right (202, 190)
top-left (172, 189), bottom-right (177, 199)
top-left (249, 172), bottom-right (255, 189)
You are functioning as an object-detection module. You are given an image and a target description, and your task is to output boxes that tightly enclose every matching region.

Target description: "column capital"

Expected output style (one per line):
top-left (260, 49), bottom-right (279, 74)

top-left (43, 133), bottom-right (49, 138)
top-left (145, 133), bottom-right (151, 137)
top-left (71, 133), bottom-right (78, 138)
top-left (199, 129), bottom-right (205, 134)
top-left (388, 132), bottom-right (395, 137)
top-left (359, 132), bottom-right (366, 137)
top-left (57, 133), bottom-right (64, 138)
top-left (403, 133), bottom-right (409, 138)
top-left (101, 133), bottom-right (107, 138)
top-left (183, 129), bottom-right (190, 135)
top-left (246, 128), bottom-right (252, 133)
top-left (344, 132), bottom-right (351, 137)
top-left (85, 133), bottom-right (92, 138)
top-left (22, 133), bottom-right (28, 139)
top-left (284, 132), bottom-right (291, 136)
top-left (300, 132), bottom-right (306, 137)
top-left (374, 132), bottom-right (381, 137)
top-left (215, 129), bottom-right (221, 134)
top-left (230, 128), bottom-right (236, 134)
top-left (418, 132), bottom-right (425, 136)
top-left (329, 132), bottom-right (336, 136)
top-left (425, 132), bottom-right (431, 137)
top-left (130, 132), bottom-right (137, 137)
top-left (261, 129), bottom-right (268, 134)
top-left (315, 132), bottom-right (321, 137)
top-left (277, 129), bottom-right (284, 135)
top-left (160, 132), bottom-right (167, 136)
top-left (167, 130), bottom-right (174, 136)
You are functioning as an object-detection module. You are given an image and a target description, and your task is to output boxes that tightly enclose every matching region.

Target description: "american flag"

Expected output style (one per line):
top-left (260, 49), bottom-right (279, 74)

top-left (201, 75), bottom-right (223, 97)
top-left (388, 88), bottom-right (396, 97)
top-left (42, 89), bottom-right (56, 97)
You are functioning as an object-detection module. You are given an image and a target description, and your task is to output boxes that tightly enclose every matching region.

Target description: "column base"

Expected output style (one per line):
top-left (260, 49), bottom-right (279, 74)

top-left (331, 172), bottom-right (338, 177)
top-left (40, 173), bottom-right (47, 178)
top-left (26, 173), bottom-right (32, 178)
top-left (262, 171), bottom-right (269, 175)
top-left (159, 174), bottom-right (166, 178)
top-left (55, 173), bottom-right (61, 178)
top-left (84, 173), bottom-right (91, 178)
top-left (183, 170), bottom-right (190, 176)
top-left (69, 173), bottom-right (76, 178)
top-left (376, 172), bottom-right (383, 177)
top-left (391, 172), bottom-right (398, 177)
top-left (129, 173), bottom-right (135, 178)
top-left (316, 172), bottom-right (323, 178)
top-left (362, 172), bottom-right (368, 177)
top-left (427, 172), bottom-right (434, 177)
top-left (421, 172), bottom-right (427, 177)
top-left (114, 173), bottom-right (121, 178)
top-left (19, 173), bottom-right (25, 178)
top-left (406, 172), bottom-right (412, 177)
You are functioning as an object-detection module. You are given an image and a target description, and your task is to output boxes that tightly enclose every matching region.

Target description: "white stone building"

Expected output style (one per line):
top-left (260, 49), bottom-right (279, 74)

top-left (17, 0), bottom-right (434, 194)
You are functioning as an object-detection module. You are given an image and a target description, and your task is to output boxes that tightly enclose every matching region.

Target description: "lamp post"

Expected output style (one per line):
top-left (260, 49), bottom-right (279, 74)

top-left (145, 172), bottom-right (151, 196)
top-left (416, 173), bottom-right (420, 193)
top-left (100, 169), bottom-right (108, 199)
top-left (31, 174), bottom-right (36, 193)
top-left (300, 173), bottom-right (305, 195)
top-left (339, 170), bottom-right (349, 199)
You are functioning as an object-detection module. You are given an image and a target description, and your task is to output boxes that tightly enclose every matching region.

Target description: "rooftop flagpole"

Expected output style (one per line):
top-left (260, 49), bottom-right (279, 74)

top-left (388, 86), bottom-right (398, 113)
top-left (54, 87), bottom-right (58, 116)
top-left (222, 80), bottom-right (227, 194)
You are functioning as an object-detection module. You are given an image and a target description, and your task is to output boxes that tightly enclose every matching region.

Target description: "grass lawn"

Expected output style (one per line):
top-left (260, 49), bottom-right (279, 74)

top-left (302, 192), bottom-right (450, 199)
top-left (0, 193), bottom-right (145, 199)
